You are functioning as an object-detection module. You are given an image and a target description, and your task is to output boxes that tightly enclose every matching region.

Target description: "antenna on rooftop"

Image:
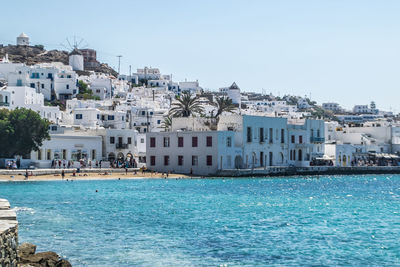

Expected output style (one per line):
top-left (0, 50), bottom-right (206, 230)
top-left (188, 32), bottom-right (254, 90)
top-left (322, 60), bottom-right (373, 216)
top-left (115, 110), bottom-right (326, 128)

top-left (116, 55), bottom-right (122, 74)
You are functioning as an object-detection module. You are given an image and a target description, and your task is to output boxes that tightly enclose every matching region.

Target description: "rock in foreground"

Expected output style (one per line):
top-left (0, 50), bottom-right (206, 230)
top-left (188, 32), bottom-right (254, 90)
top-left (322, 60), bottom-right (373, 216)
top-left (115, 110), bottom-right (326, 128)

top-left (18, 242), bottom-right (71, 267)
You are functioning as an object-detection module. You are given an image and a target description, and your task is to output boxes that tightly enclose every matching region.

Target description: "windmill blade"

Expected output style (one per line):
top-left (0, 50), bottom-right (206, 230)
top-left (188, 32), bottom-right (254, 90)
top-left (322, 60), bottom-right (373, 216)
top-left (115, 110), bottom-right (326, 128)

top-left (66, 38), bottom-right (73, 50)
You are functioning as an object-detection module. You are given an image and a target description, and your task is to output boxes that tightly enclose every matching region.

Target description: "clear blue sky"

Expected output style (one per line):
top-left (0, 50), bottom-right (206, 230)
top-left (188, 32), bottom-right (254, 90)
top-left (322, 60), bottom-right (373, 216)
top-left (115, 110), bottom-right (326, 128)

top-left (2, 0), bottom-right (400, 111)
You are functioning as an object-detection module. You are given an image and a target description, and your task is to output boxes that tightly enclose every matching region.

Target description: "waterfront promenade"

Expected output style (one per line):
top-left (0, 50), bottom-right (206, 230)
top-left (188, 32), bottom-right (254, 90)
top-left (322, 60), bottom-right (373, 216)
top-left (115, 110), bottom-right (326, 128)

top-left (1, 166), bottom-right (400, 181)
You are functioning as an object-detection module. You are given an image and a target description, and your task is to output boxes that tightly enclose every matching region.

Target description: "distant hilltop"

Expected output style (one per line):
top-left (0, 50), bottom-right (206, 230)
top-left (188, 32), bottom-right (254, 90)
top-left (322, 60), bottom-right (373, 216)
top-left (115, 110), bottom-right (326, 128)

top-left (0, 44), bottom-right (118, 77)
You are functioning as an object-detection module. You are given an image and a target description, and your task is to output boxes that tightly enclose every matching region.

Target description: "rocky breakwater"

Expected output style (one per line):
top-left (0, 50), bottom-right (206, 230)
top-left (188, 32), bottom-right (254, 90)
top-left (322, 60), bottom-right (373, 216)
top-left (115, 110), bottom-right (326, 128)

top-left (0, 199), bottom-right (71, 267)
top-left (18, 243), bottom-right (71, 267)
top-left (0, 199), bottom-right (18, 267)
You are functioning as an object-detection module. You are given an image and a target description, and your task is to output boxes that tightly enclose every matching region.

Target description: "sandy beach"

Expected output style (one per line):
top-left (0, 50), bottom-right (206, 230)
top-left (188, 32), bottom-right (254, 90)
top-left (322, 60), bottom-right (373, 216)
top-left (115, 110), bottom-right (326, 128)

top-left (0, 170), bottom-right (190, 182)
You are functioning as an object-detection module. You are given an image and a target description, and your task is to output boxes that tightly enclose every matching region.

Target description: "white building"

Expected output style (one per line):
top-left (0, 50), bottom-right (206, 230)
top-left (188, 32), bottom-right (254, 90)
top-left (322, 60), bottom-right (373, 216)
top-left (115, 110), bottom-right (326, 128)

top-left (2, 62), bottom-right (78, 100)
top-left (16, 33), bottom-right (29, 46)
top-left (87, 74), bottom-right (113, 100)
top-left (0, 86), bottom-right (60, 122)
top-left (69, 49), bottom-right (84, 71)
top-left (146, 115), bottom-right (325, 175)
top-left (146, 130), bottom-right (237, 175)
top-left (322, 102), bottom-right (342, 113)
top-left (30, 126), bottom-right (103, 168)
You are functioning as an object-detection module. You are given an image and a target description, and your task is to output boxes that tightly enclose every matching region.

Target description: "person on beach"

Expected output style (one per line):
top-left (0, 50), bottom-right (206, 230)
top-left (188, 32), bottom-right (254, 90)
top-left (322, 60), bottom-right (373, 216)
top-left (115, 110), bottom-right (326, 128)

top-left (125, 168), bottom-right (128, 175)
top-left (24, 169), bottom-right (28, 180)
top-left (61, 170), bottom-right (65, 180)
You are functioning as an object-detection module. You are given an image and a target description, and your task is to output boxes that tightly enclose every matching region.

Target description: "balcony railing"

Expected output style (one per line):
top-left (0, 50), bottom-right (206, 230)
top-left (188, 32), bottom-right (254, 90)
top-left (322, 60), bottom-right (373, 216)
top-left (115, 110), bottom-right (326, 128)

top-left (116, 143), bottom-right (128, 149)
top-left (0, 102), bottom-right (10, 107)
top-left (310, 137), bottom-right (325, 143)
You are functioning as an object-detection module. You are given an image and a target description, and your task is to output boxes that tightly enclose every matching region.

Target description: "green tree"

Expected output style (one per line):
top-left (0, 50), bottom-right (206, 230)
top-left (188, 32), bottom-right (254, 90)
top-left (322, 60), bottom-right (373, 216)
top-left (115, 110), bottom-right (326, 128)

top-left (162, 115), bottom-right (172, 130)
top-left (0, 108), bottom-right (50, 158)
top-left (169, 91), bottom-right (204, 117)
top-left (211, 96), bottom-right (236, 119)
top-left (78, 80), bottom-right (89, 94)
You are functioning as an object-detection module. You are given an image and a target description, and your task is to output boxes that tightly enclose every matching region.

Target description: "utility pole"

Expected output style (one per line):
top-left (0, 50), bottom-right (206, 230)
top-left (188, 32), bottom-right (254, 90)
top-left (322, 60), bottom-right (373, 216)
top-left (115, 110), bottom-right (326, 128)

top-left (116, 55), bottom-right (122, 74)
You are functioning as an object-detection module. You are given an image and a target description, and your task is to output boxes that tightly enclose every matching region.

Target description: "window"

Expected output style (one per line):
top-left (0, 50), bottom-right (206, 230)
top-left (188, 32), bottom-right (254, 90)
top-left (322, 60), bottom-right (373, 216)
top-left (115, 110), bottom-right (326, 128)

top-left (75, 114), bottom-right (83, 119)
top-left (247, 127), bottom-right (252, 142)
top-left (192, 156), bottom-right (198, 166)
top-left (128, 137), bottom-right (132, 145)
top-left (178, 137), bottom-right (184, 147)
top-left (150, 156), bottom-right (156, 166)
top-left (164, 156), bottom-right (170, 166)
top-left (41, 84), bottom-right (44, 89)
top-left (311, 129), bottom-right (314, 138)
top-left (281, 129), bottom-right (285, 144)
top-left (37, 150), bottom-right (42, 160)
top-left (269, 128), bottom-right (273, 143)
top-left (108, 115), bottom-right (114, 120)
top-left (317, 129), bottom-right (321, 137)
top-left (47, 149), bottom-right (51, 160)
top-left (207, 155), bottom-right (212, 166)
top-left (30, 83), bottom-right (35, 88)
top-left (192, 136), bottom-right (198, 147)
top-left (62, 149), bottom-right (67, 160)
top-left (291, 135), bottom-right (295, 144)
top-left (178, 155), bottom-right (184, 166)
top-left (226, 137), bottom-right (232, 147)
top-left (141, 138), bottom-right (144, 143)
top-left (163, 137), bottom-right (170, 147)
top-left (110, 137), bottom-right (115, 144)
top-left (91, 149), bottom-right (96, 160)
top-left (150, 137), bottom-right (156, 147)
top-left (66, 84), bottom-right (69, 89)
top-left (298, 149), bottom-right (302, 161)
top-left (299, 135), bottom-right (303, 144)
top-left (206, 136), bottom-right (212, 147)
top-left (259, 128), bottom-right (264, 143)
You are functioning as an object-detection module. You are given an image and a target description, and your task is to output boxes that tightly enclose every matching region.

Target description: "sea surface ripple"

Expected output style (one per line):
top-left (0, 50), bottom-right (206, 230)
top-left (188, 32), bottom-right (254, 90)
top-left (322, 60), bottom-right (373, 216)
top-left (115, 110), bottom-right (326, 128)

top-left (0, 175), bottom-right (399, 266)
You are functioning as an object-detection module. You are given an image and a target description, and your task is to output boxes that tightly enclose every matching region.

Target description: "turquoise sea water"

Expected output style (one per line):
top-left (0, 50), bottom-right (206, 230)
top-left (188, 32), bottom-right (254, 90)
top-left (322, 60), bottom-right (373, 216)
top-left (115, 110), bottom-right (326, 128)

top-left (0, 175), bottom-right (399, 266)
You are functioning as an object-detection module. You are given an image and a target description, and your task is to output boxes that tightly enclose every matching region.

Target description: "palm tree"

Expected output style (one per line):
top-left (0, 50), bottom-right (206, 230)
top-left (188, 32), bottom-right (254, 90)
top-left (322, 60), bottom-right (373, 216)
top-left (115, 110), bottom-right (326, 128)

top-left (169, 91), bottom-right (204, 117)
top-left (211, 96), bottom-right (236, 119)
top-left (162, 115), bottom-right (172, 130)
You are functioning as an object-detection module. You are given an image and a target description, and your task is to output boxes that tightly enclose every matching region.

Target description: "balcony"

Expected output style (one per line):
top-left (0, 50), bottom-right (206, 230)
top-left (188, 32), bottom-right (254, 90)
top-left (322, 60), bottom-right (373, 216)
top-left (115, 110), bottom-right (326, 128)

top-left (310, 137), bottom-right (325, 143)
top-left (116, 143), bottom-right (128, 149)
top-left (0, 102), bottom-right (10, 107)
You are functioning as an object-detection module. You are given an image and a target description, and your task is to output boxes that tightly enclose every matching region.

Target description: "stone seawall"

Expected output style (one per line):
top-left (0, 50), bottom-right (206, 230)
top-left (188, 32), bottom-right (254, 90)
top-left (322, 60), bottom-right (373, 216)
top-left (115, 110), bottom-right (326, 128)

top-left (217, 166), bottom-right (400, 177)
top-left (0, 199), bottom-right (18, 267)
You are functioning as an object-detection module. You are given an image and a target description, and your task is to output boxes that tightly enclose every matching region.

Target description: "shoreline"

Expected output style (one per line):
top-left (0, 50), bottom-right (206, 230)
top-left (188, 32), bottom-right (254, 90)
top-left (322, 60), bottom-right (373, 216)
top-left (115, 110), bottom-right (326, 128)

top-left (0, 168), bottom-right (191, 182)
top-left (1, 166), bottom-right (400, 181)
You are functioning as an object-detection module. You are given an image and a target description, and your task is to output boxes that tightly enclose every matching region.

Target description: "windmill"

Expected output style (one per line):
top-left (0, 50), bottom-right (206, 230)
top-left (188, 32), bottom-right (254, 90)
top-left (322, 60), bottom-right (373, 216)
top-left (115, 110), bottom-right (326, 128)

top-left (60, 36), bottom-right (88, 72)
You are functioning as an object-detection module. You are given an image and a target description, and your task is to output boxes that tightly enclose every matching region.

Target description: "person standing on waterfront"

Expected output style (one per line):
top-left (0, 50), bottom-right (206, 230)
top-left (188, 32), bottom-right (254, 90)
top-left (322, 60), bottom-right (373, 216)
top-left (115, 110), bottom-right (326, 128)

top-left (24, 169), bottom-right (28, 180)
top-left (61, 170), bottom-right (65, 180)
